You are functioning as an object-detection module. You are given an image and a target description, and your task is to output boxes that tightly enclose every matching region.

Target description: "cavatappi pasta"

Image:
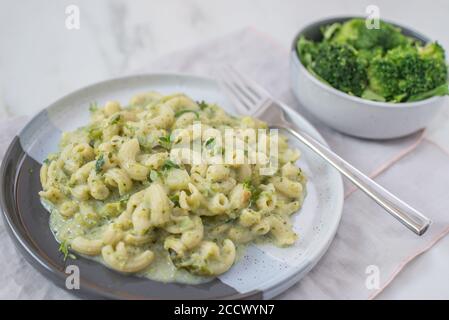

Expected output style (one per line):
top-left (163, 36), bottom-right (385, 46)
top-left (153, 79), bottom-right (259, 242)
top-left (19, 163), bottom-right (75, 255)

top-left (39, 92), bottom-right (307, 282)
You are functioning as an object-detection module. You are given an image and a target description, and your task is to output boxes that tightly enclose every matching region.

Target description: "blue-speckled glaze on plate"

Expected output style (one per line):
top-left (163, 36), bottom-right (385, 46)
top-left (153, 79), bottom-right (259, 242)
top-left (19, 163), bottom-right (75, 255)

top-left (0, 74), bottom-right (343, 299)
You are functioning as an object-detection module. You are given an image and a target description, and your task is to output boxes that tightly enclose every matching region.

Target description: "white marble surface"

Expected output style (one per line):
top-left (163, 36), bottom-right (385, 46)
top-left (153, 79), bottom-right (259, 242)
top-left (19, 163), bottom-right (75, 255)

top-left (1, 0), bottom-right (449, 299)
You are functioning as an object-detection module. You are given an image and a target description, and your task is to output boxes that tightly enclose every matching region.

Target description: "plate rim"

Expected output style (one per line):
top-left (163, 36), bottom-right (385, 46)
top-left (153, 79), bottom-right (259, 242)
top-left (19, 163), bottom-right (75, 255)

top-left (0, 72), bottom-right (344, 299)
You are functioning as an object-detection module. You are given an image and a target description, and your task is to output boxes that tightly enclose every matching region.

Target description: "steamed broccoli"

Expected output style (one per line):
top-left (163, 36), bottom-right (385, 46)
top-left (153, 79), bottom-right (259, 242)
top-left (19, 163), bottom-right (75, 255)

top-left (297, 36), bottom-right (319, 67)
top-left (296, 18), bottom-right (449, 103)
top-left (298, 39), bottom-right (367, 96)
top-left (418, 42), bottom-right (446, 60)
top-left (367, 43), bottom-right (448, 102)
top-left (328, 18), bottom-right (411, 51)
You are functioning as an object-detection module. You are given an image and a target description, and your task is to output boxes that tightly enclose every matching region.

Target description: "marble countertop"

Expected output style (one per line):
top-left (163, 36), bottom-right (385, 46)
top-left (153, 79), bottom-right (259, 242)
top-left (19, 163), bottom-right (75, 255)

top-left (1, 0), bottom-right (449, 299)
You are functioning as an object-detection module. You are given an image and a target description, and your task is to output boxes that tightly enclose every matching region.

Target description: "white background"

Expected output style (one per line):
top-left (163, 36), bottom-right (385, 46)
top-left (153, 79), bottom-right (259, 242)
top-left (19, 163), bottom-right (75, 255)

top-left (0, 0), bottom-right (448, 299)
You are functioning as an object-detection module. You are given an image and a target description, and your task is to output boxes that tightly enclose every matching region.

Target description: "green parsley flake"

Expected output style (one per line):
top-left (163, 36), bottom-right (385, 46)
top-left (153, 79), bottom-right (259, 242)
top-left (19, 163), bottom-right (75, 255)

top-left (158, 135), bottom-right (172, 150)
top-left (95, 154), bottom-right (105, 173)
top-left (161, 159), bottom-right (180, 171)
top-left (58, 240), bottom-right (70, 261)
top-left (197, 100), bottom-right (208, 110)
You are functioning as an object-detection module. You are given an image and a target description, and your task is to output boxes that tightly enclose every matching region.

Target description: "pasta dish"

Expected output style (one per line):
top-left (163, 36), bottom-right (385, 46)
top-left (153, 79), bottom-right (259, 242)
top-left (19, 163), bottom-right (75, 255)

top-left (39, 92), bottom-right (307, 282)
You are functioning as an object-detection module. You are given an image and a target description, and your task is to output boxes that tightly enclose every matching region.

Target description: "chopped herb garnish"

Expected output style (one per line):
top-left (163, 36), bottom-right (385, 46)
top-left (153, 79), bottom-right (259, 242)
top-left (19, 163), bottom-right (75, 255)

top-left (29, 168), bottom-right (34, 174)
top-left (205, 137), bottom-right (215, 149)
top-left (110, 114), bottom-right (121, 125)
top-left (119, 194), bottom-right (130, 207)
top-left (174, 109), bottom-right (200, 119)
top-left (161, 159), bottom-right (180, 171)
top-left (197, 100), bottom-right (208, 110)
top-left (243, 179), bottom-right (262, 205)
top-left (242, 179), bottom-right (251, 190)
top-left (169, 194), bottom-right (180, 207)
top-left (89, 102), bottom-right (99, 112)
top-left (43, 159), bottom-right (51, 165)
top-left (58, 240), bottom-right (70, 261)
top-left (250, 187), bottom-right (262, 205)
top-left (95, 154), bottom-right (105, 173)
top-left (158, 134), bottom-right (172, 150)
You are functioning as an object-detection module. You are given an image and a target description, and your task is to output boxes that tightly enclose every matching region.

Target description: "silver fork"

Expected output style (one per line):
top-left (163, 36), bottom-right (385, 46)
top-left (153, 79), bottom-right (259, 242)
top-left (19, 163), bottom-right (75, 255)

top-left (218, 66), bottom-right (431, 236)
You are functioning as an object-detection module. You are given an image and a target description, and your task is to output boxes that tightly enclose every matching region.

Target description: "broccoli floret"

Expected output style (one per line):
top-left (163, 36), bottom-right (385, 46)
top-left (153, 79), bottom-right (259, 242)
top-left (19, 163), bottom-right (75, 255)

top-left (296, 36), bottom-right (318, 67)
top-left (367, 44), bottom-right (448, 102)
top-left (418, 42), bottom-right (446, 60)
top-left (330, 18), bottom-right (411, 51)
top-left (357, 47), bottom-right (383, 65)
top-left (407, 83), bottom-right (449, 102)
top-left (320, 22), bottom-right (341, 41)
top-left (298, 39), bottom-right (368, 96)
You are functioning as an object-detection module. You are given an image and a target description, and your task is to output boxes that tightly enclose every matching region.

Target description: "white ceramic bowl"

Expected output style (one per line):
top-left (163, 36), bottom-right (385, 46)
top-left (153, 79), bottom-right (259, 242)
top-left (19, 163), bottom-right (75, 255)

top-left (290, 17), bottom-right (448, 139)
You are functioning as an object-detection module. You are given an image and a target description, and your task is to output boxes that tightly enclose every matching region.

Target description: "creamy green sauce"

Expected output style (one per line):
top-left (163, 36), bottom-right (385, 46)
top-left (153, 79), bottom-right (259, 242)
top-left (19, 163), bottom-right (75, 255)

top-left (45, 199), bottom-right (213, 284)
top-left (44, 198), bottom-right (279, 285)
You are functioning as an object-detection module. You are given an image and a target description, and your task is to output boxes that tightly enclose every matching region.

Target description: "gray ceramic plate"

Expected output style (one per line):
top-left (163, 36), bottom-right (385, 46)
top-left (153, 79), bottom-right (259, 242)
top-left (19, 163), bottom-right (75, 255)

top-left (0, 74), bottom-right (343, 299)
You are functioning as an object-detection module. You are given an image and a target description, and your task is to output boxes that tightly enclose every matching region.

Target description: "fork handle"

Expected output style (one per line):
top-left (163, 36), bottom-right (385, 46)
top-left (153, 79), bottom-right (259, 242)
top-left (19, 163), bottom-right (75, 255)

top-left (276, 123), bottom-right (431, 236)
